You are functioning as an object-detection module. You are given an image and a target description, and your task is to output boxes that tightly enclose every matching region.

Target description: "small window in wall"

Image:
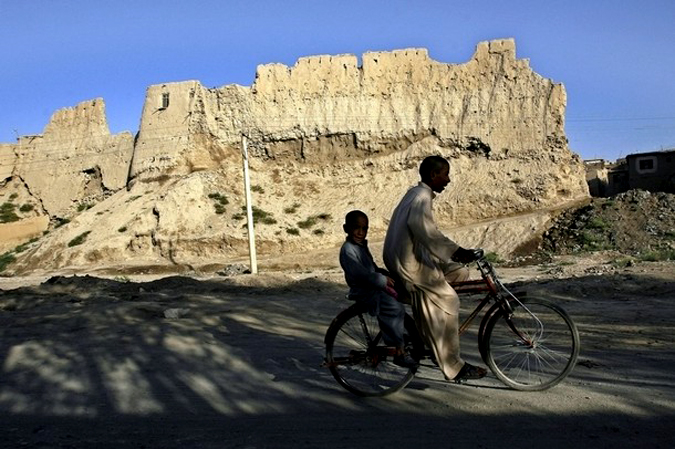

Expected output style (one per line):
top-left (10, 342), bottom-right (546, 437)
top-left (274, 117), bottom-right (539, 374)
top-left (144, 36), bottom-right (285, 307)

top-left (160, 93), bottom-right (170, 110)
top-left (635, 156), bottom-right (657, 174)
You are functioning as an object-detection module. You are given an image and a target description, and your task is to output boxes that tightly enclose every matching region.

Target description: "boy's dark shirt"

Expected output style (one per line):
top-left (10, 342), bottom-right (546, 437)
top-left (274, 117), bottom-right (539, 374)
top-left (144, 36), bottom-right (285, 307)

top-left (339, 238), bottom-right (388, 300)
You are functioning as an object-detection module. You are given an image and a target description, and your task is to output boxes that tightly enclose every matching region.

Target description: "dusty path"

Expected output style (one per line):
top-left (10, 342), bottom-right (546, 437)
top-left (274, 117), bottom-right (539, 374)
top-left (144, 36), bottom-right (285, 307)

top-left (0, 257), bottom-right (674, 448)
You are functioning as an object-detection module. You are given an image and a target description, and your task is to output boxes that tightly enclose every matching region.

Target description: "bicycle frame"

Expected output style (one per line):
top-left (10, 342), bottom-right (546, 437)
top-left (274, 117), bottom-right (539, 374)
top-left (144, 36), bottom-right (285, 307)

top-left (453, 258), bottom-right (529, 344)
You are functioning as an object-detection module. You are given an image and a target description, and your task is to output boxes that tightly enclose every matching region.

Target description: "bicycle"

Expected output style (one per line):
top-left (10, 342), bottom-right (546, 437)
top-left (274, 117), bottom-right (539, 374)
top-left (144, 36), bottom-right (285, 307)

top-left (323, 251), bottom-right (580, 397)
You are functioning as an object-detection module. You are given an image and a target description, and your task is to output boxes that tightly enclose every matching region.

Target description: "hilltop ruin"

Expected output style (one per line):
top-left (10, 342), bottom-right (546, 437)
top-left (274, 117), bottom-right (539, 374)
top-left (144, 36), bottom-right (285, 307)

top-left (0, 39), bottom-right (588, 274)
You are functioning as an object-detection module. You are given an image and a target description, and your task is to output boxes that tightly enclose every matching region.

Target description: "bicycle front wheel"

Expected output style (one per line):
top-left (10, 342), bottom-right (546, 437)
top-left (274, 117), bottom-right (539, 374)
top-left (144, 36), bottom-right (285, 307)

top-left (325, 304), bottom-right (420, 397)
top-left (484, 297), bottom-right (580, 391)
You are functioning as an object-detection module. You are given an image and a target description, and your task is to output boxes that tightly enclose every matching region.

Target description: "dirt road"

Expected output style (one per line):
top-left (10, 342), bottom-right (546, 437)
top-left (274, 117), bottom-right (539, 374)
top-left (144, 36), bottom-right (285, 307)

top-left (1, 257), bottom-right (673, 448)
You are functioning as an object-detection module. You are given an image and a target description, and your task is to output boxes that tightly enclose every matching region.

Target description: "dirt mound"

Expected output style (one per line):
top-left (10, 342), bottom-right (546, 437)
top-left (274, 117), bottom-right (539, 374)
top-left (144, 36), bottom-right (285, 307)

top-left (540, 189), bottom-right (675, 259)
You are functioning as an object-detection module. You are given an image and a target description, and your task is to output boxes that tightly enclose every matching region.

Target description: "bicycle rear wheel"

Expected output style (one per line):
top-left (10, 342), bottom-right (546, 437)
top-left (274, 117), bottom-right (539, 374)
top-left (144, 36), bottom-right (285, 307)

top-left (324, 304), bottom-right (421, 397)
top-left (484, 297), bottom-right (580, 391)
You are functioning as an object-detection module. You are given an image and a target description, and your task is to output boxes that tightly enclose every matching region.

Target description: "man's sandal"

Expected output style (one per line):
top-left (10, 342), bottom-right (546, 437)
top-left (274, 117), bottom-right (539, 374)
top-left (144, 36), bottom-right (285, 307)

top-left (452, 363), bottom-right (487, 383)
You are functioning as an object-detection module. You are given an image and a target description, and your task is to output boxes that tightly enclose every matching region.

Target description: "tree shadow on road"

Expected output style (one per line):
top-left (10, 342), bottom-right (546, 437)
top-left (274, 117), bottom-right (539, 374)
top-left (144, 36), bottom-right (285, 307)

top-left (0, 270), bottom-right (673, 447)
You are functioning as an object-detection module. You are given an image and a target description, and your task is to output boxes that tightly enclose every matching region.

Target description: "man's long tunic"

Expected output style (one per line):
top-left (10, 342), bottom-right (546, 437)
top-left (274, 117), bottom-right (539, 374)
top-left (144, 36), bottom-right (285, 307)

top-left (383, 182), bottom-right (467, 378)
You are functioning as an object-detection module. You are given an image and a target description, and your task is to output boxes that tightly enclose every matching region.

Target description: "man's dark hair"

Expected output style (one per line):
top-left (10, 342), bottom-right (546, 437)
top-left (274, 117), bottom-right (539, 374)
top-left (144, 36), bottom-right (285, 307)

top-left (419, 156), bottom-right (449, 182)
top-left (344, 210), bottom-right (368, 228)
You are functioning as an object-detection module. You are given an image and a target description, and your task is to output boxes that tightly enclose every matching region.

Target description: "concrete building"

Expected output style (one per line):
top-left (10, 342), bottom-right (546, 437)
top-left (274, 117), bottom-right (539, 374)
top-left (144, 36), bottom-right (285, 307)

top-left (585, 149), bottom-right (675, 196)
top-left (626, 149), bottom-right (675, 193)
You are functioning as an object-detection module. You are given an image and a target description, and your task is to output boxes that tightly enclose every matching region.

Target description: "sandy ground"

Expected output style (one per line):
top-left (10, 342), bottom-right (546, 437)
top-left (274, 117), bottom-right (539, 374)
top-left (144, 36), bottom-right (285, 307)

top-left (1, 252), bottom-right (674, 448)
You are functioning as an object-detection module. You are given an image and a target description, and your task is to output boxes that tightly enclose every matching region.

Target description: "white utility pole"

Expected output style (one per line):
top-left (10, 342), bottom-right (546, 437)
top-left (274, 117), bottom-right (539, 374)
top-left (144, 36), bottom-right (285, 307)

top-left (241, 135), bottom-right (258, 274)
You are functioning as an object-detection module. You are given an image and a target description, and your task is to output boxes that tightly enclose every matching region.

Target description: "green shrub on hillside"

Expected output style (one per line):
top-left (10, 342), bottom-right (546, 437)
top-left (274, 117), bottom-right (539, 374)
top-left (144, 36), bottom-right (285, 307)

top-left (580, 230), bottom-right (607, 251)
top-left (588, 217), bottom-right (609, 230)
top-left (484, 252), bottom-right (504, 264)
top-left (208, 193), bottom-right (229, 215)
top-left (284, 203), bottom-right (301, 214)
top-left (55, 218), bottom-right (70, 228)
top-left (68, 231), bottom-right (91, 247)
top-left (14, 242), bottom-right (32, 253)
top-left (0, 202), bottom-right (19, 223)
top-left (241, 206), bottom-right (277, 225)
top-left (297, 213), bottom-right (332, 230)
top-left (611, 257), bottom-right (634, 268)
top-left (0, 252), bottom-right (16, 272)
top-left (208, 192), bottom-right (229, 205)
top-left (638, 250), bottom-right (675, 262)
top-left (297, 216), bottom-right (317, 229)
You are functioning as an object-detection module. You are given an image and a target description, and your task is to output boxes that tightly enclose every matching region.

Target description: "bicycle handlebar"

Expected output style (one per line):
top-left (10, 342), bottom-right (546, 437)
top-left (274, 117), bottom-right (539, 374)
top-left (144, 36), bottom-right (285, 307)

top-left (471, 248), bottom-right (485, 261)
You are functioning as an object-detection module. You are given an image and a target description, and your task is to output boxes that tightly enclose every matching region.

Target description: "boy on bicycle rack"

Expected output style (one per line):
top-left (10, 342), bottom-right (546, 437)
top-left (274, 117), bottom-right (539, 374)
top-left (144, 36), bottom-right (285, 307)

top-left (339, 210), bottom-right (419, 368)
top-left (383, 155), bottom-right (487, 382)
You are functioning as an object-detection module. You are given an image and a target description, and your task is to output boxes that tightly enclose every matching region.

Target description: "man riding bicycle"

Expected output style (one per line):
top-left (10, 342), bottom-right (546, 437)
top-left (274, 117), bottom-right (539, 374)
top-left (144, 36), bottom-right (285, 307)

top-left (383, 155), bottom-right (487, 382)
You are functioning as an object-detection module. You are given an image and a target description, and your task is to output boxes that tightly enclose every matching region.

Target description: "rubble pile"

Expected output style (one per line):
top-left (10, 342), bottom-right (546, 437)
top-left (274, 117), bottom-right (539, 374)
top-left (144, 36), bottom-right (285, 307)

top-left (541, 190), bottom-right (675, 259)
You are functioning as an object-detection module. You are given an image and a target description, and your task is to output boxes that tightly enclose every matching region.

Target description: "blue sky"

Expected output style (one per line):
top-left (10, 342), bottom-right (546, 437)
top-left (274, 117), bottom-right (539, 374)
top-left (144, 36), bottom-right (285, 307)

top-left (1, 0), bottom-right (674, 161)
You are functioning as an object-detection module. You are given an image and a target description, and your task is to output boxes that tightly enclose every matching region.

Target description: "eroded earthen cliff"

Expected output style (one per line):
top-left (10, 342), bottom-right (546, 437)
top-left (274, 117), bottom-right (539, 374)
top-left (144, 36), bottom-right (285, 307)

top-left (1, 39), bottom-right (589, 274)
top-left (0, 99), bottom-right (134, 253)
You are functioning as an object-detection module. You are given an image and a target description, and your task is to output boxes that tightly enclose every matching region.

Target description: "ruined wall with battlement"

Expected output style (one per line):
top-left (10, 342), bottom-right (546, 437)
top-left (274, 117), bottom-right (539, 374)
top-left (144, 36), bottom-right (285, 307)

top-left (131, 40), bottom-right (570, 183)
top-left (1, 39), bottom-right (589, 272)
top-left (0, 99), bottom-right (134, 222)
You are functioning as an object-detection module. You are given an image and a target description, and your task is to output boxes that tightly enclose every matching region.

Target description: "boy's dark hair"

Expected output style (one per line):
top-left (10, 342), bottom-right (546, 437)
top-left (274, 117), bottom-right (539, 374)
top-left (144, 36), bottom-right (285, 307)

top-left (344, 210), bottom-right (368, 229)
top-left (419, 156), bottom-right (449, 182)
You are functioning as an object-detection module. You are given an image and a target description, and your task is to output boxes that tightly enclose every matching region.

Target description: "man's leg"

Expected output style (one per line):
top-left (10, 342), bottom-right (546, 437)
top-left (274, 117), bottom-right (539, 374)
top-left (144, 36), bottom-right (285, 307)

top-left (412, 292), bottom-right (464, 379)
top-left (437, 266), bottom-right (489, 380)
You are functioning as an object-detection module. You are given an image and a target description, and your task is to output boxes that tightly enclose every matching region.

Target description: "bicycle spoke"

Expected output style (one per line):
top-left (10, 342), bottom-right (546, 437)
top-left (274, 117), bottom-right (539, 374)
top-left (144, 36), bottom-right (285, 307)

top-left (485, 298), bottom-right (580, 390)
top-left (325, 305), bottom-right (421, 397)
